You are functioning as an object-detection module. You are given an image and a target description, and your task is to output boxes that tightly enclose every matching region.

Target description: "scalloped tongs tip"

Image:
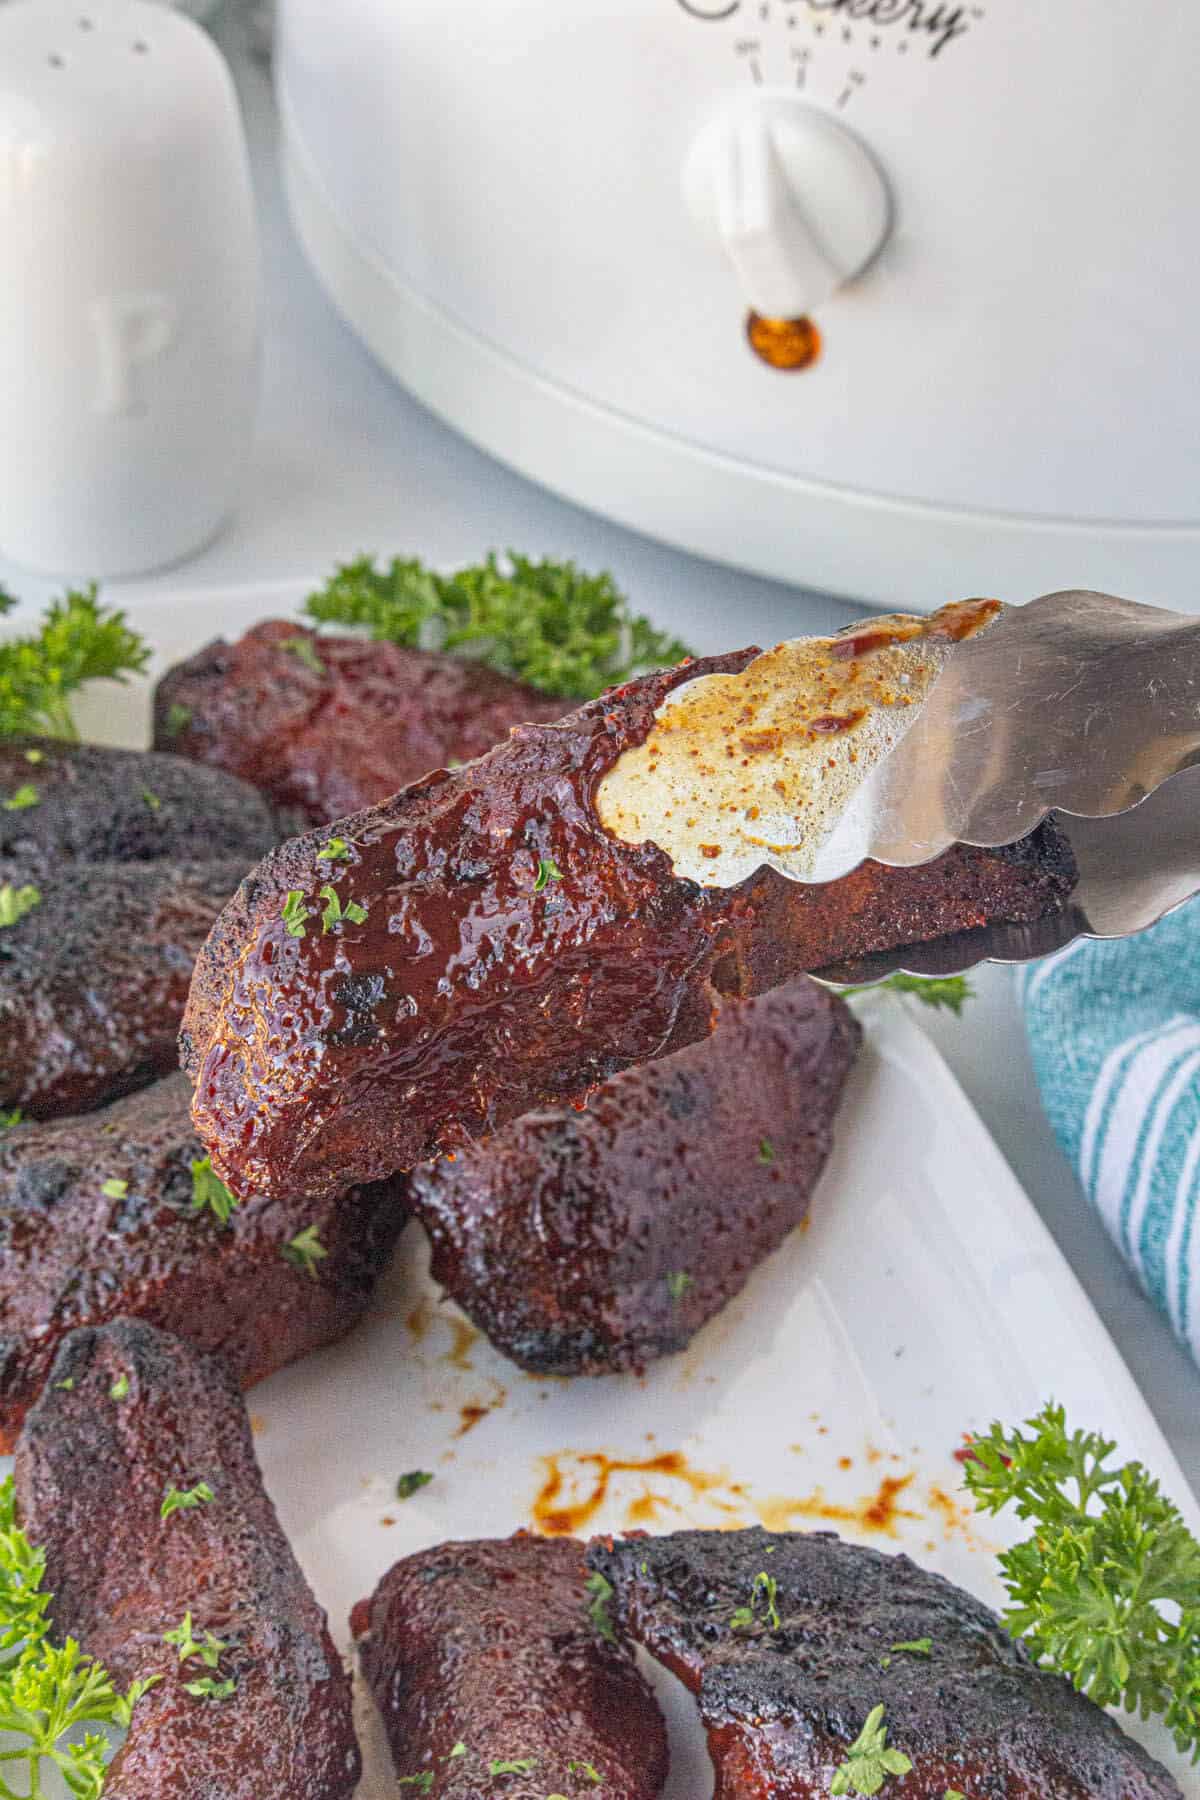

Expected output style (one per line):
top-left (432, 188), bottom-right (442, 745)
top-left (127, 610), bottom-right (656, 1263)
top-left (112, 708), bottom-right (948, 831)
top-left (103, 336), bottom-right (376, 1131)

top-left (598, 591), bottom-right (1200, 981)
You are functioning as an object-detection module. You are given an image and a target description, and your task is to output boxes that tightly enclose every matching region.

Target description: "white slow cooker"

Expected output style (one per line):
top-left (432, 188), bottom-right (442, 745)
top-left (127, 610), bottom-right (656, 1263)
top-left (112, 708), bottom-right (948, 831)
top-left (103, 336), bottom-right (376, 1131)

top-left (276, 0), bottom-right (1200, 613)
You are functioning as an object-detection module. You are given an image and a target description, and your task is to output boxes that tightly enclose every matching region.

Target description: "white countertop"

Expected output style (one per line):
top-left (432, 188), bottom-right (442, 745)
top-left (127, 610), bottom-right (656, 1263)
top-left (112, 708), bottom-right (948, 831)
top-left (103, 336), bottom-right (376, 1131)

top-left (3, 2), bottom-right (1196, 1494)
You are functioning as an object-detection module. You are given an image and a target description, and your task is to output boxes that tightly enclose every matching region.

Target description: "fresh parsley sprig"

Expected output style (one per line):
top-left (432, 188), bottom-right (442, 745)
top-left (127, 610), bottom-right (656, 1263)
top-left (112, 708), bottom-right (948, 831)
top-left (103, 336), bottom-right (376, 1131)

top-left (160, 1482), bottom-right (215, 1522)
top-left (0, 885), bottom-right (40, 930)
top-left (0, 586), bottom-right (150, 742)
top-left (0, 1476), bottom-right (158, 1798)
top-left (730, 1570), bottom-right (781, 1633)
top-left (302, 554), bottom-right (693, 700)
top-left (962, 1402), bottom-right (1200, 1759)
top-left (395, 1471), bottom-right (434, 1502)
top-left (830, 1703), bottom-right (913, 1796)
top-left (282, 1225), bottom-right (327, 1279)
top-left (319, 885), bottom-right (367, 933)
top-left (190, 1156), bottom-right (238, 1227)
top-left (840, 973), bottom-right (973, 1015)
top-left (584, 1572), bottom-right (617, 1644)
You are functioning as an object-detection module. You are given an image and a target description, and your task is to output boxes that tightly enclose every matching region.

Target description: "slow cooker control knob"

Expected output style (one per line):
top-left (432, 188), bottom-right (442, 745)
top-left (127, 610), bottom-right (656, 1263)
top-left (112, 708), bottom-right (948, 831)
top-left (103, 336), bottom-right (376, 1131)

top-left (682, 96), bottom-right (891, 320)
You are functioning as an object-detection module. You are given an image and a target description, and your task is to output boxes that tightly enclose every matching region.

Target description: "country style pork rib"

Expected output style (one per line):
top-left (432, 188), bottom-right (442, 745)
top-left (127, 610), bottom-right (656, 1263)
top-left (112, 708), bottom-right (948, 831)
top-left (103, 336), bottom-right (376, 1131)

top-left (350, 1534), bottom-right (669, 1799)
top-left (183, 649), bottom-right (1076, 1201)
top-left (15, 1320), bottom-right (360, 1800)
top-left (0, 736), bottom-right (279, 871)
top-left (410, 979), bottom-right (860, 1376)
top-left (154, 619), bottom-right (567, 825)
top-left (0, 741), bottom-right (282, 1119)
top-left (2, 858), bottom-right (253, 1120)
top-left (588, 1528), bottom-right (1181, 1799)
top-left (0, 1074), bottom-right (406, 1450)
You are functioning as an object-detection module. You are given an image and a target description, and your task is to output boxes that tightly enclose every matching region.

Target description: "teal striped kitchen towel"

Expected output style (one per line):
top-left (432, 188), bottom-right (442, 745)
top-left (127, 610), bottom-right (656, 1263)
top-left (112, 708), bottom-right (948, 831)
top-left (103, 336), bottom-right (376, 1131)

top-left (1021, 899), bottom-right (1200, 1364)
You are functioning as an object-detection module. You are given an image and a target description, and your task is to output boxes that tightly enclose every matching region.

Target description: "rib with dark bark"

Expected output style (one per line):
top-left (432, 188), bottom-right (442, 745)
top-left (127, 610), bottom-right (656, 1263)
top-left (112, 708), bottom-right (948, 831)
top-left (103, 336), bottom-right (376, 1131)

top-left (1, 859), bottom-right (250, 1119)
top-left (351, 1533), bottom-right (668, 1799)
top-left (153, 619), bottom-right (567, 825)
top-left (183, 651), bottom-right (1075, 1200)
top-left (411, 979), bottom-right (860, 1375)
top-left (587, 1527), bottom-right (1181, 1799)
top-left (0, 737), bottom-right (278, 871)
top-left (14, 1320), bottom-right (360, 1800)
top-left (0, 1074), bottom-right (405, 1450)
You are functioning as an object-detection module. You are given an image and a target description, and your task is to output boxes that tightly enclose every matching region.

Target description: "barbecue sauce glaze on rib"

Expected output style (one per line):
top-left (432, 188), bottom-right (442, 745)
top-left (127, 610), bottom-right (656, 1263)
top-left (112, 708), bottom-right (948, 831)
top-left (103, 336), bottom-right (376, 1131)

top-left (351, 1533), bottom-right (668, 1799)
top-left (153, 619), bottom-right (567, 827)
top-left (182, 650), bottom-right (1077, 1202)
top-left (15, 1320), bottom-right (360, 1800)
top-left (0, 1074), bottom-right (406, 1451)
top-left (410, 979), bottom-right (861, 1376)
top-left (588, 1527), bottom-right (1182, 1799)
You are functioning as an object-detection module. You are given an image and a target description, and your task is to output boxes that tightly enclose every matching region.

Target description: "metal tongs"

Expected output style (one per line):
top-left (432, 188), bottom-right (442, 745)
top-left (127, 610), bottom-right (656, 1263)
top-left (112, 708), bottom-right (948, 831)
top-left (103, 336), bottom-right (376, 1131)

top-left (603, 590), bottom-right (1200, 984)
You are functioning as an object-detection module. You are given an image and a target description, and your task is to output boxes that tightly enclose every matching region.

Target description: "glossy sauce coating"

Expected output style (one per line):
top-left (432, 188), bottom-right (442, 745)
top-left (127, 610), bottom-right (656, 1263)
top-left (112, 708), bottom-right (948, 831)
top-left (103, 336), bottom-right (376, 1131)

top-left (15, 1320), bottom-right (360, 1800)
top-left (589, 1527), bottom-right (1181, 1799)
top-left (182, 650), bottom-right (1076, 1202)
top-left (0, 1074), bottom-right (406, 1450)
top-left (351, 1533), bottom-right (668, 1799)
top-left (153, 619), bottom-right (567, 826)
top-left (411, 979), bottom-right (860, 1376)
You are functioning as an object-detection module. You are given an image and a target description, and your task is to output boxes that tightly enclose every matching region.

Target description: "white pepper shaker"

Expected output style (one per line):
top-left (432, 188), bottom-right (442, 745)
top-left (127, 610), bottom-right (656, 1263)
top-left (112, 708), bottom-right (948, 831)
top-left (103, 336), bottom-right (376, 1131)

top-left (0, 0), bottom-right (259, 577)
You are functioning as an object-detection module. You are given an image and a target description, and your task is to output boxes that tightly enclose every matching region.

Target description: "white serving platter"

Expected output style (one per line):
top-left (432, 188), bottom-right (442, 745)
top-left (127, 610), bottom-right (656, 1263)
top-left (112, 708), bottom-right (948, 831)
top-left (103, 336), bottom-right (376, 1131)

top-left (6, 582), bottom-right (1200, 1795)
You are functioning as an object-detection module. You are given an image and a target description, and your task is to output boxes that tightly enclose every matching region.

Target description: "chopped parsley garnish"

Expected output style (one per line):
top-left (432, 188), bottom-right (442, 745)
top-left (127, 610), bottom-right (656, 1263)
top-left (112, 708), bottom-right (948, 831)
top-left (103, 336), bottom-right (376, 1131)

top-left (23, 748), bottom-right (43, 764)
top-left (489, 1758), bottom-right (536, 1776)
top-left (730, 1570), bottom-right (781, 1633)
top-left (889, 1637), bottom-right (932, 1656)
top-left (0, 1108), bottom-right (22, 1130)
top-left (396, 1470), bottom-right (434, 1501)
top-left (142, 787), bottom-right (161, 812)
top-left (665, 1270), bottom-right (693, 1304)
top-left (2, 783), bottom-right (38, 811)
top-left (568, 1764), bottom-right (603, 1784)
top-left (100, 1177), bottom-right (128, 1199)
top-left (281, 890), bottom-right (309, 938)
top-left (319, 884), bottom-right (368, 932)
top-left (161, 1481), bottom-right (215, 1521)
top-left (0, 1483), bottom-right (160, 1796)
top-left (109, 1373), bottom-right (129, 1401)
top-left (396, 1777), bottom-right (433, 1792)
top-left (282, 1224), bottom-right (327, 1279)
top-left (448, 1742), bottom-right (467, 1759)
top-left (0, 883), bottom-right (40, 929)
top-left (184, 1674), bottom-right (236, 1700)
top-left (963, 1401), bottom-right (1200, 1757)
top-left (280, 635), bottom-right (326, 676)
top-left (585, 1571), bottom-right (617, 1644)
top-left (316, 836), bottom-right (351, 862)
top-left (830, 1704), bottom-right (912, 1796)
top-left (301, 553), bottom-right (693, 700)
top-left (533, 857), bottom-right (563, 891)
top-left (0, 584), bottom-right (150, 740)
top-left (945, 1791), bottom-right (968, 1799)
top-left (190, 1155), bottom-right (239, 1226)
top-left (164, 701), bottom-right (192, 737)
top-left (757, 1138), bottom-right (775, 1165)
top-left (54, 1378), bottom-right (74, 1392)
top-left (163, 1612), bottom-right (229, 1669)
top-left (840, 973), bottom-right (973, 1016)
